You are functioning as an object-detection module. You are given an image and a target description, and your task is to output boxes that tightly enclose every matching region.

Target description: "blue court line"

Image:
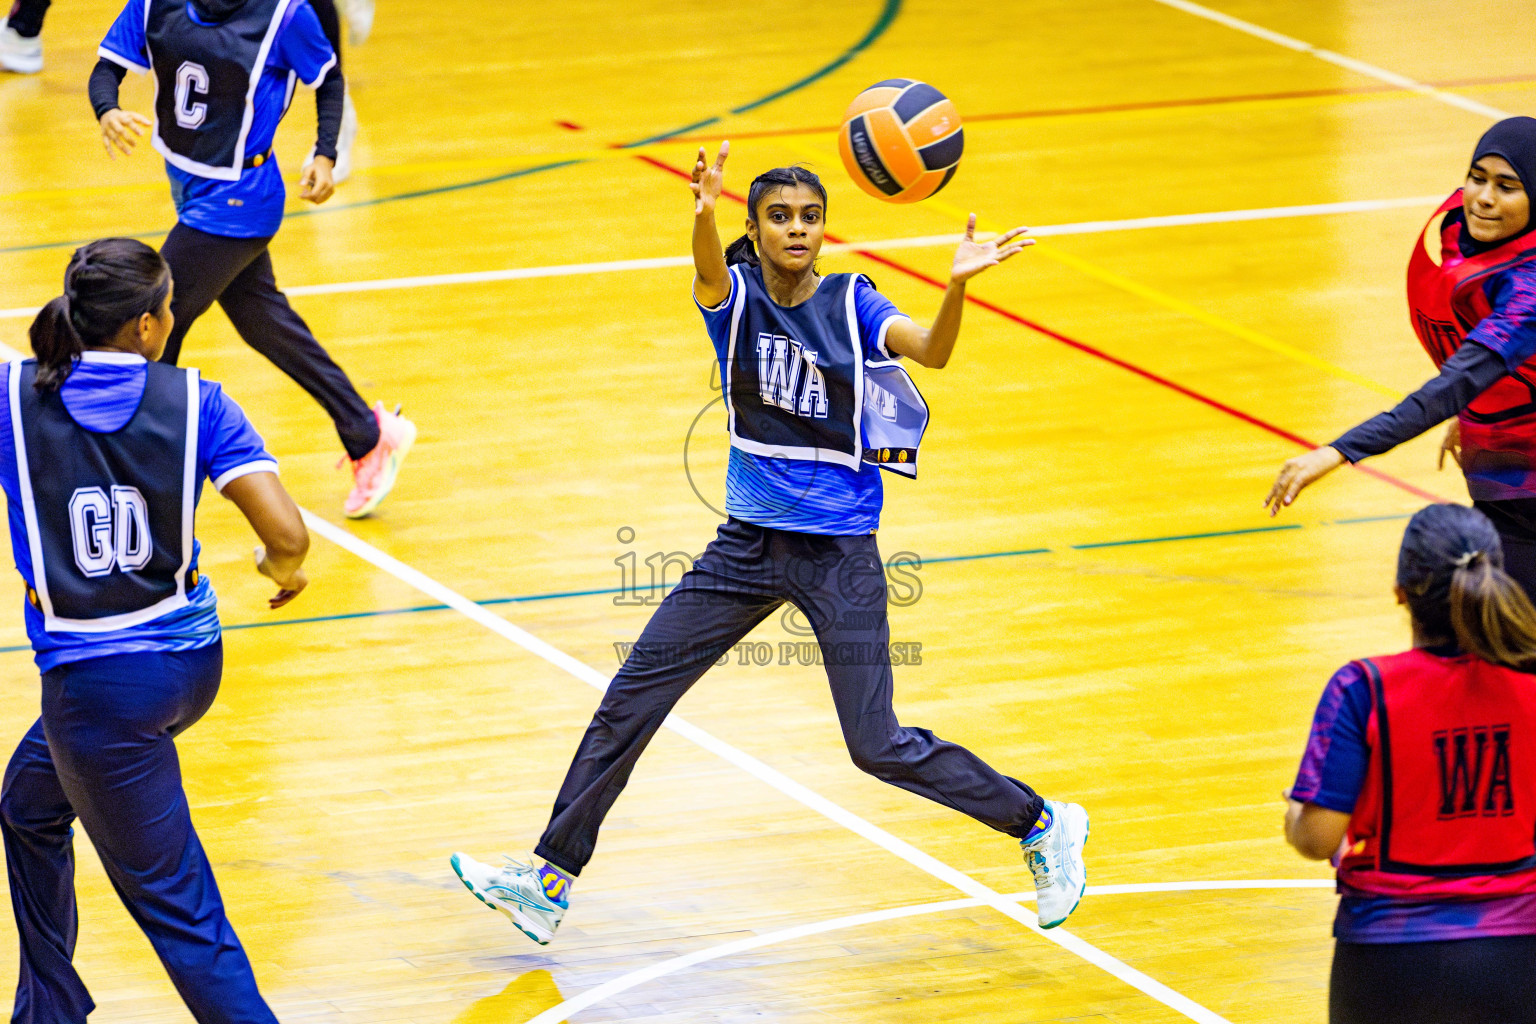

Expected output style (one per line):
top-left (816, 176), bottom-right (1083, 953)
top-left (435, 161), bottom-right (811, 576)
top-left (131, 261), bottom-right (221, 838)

top-left (0, 512), bottom-right (1414, 655)
top-left (1069, 523), bottom-right (1303, 549)
top-left (0, 0), bottom-right (902, 257)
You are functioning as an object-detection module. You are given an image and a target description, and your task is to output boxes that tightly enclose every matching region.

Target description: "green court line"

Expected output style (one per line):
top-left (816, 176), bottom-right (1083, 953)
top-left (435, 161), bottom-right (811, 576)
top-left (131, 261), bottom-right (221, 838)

top-left (0, 511), bottom-right (1412, 655)
top-left (0, 0), bottom-right (902, 257)
top-left (1070, 524), bottom-right (1303, 549)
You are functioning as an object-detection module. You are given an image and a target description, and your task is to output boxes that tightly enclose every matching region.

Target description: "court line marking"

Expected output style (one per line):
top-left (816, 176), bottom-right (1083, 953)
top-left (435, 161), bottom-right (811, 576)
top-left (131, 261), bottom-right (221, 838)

top-left (0, 195), bottom-right (1444, 322)
top-left (640, 154), bottom-right (1443, 504)
top-left (5, 67), bottom-right (1528, 208)
top-left (0, 510), bottom-right (1417, 656)
top-left (295, 509), bottom-right (1231, 1024)
top-left (777, 135), bottom-right (1409, 399)
top-left (1148, 0), bottom-right (1509, 120)
top-left (521, 879), bottom-right (1335, 1024)
top-left (0, 0), bottom-right (902, 256)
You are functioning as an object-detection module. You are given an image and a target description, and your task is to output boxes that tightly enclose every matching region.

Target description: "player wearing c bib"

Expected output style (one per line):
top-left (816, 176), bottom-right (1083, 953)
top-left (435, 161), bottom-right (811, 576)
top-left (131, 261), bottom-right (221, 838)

top-left (1268, 118), bottom-right (1536, 597)
top-left (1287, 504), bottom-right (1536, 1023)
top-left (88, 0), bottom-right (415, 519)
top-left (450, 144), bottom-right (1090, 946)
top-left (0, 239), bottom-right (310, 1022)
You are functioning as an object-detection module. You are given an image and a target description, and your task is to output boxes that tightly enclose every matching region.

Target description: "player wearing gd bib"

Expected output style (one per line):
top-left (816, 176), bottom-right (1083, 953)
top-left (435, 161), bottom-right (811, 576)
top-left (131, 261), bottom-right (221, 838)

top-left (89, 0), bottom-right (415, 519)
top-left (0, 239), bottom-right (310, 1022)
top-left (1288, 504), bottom-right (1536, 1023)
top-left (450, 143), bottom-right (1091, 946)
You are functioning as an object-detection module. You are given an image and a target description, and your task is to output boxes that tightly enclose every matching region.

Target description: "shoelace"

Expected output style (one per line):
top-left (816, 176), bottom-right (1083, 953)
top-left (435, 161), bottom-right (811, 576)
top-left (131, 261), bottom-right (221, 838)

top-left (1024, 847), bottom-right (1054, 889)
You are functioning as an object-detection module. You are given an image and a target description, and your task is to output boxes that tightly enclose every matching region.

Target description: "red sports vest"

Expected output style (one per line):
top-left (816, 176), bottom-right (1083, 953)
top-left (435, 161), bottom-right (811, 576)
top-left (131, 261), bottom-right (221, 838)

top-left (1339, 648), bottom-right (1536, 900)
top-left (1407, 191), bottom-right (1536, 498)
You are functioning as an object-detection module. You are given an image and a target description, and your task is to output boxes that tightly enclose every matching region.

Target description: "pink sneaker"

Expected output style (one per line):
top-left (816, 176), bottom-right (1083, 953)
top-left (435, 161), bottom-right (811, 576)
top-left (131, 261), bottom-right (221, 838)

top-left (343, 402), bottom-right (416, 518)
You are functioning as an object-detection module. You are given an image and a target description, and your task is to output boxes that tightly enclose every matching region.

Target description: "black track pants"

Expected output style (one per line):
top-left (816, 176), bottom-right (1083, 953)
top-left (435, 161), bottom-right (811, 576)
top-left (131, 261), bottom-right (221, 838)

top-left (158, 223), bottom-right (379, 460)
top-left (534, 518), bottom-right (1044, 875)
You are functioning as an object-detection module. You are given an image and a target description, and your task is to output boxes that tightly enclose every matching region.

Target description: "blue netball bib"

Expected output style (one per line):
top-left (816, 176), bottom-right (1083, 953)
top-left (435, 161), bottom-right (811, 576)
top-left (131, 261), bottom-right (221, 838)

top-left (723, 265), bottom-right (928, 477)
top-left (9, 360), bottom-right (200, 633)
top-left (146, 0), bottom-right (291, 181)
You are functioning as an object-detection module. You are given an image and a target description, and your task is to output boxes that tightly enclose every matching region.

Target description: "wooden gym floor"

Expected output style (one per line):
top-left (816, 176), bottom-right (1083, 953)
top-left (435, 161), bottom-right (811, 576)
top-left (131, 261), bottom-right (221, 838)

top-left (0, 0), bottom-right (1530, 1020)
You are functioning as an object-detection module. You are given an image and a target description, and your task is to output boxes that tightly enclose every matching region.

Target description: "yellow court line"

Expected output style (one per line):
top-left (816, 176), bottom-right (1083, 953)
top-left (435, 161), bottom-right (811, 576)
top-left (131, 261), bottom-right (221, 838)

top-left (777, 136), bottom-right (1404, 401)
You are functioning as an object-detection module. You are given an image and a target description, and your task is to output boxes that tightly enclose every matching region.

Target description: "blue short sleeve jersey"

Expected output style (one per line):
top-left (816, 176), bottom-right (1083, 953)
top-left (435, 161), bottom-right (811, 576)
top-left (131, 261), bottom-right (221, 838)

top-left (0, 354), bottom-right (277, 670)
top-left (697, 272), bottom-right (910, 535)
top-left (99, 0), bottom-right (337, 238)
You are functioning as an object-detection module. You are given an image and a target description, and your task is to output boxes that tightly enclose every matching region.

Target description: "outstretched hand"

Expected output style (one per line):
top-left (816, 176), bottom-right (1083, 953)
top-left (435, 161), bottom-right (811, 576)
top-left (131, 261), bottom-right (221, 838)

top-left (1264, 446), bottom-right (1346, 516)
top-left (99, 108), bottom-right (150, 159)
top-left (951, 214), bottom-right (1032, 283)
top-left (691, 141), bottom-right (729, 215)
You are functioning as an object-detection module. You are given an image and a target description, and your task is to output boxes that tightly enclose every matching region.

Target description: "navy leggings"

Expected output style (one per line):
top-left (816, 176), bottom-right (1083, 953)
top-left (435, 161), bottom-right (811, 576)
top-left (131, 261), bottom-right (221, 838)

top-left (1331, 936), bottom-right (1536, 1023)
top-left (535, 518), bottom-right (1043, 875)
top-left (1, 644), bottom-right (277, 1024)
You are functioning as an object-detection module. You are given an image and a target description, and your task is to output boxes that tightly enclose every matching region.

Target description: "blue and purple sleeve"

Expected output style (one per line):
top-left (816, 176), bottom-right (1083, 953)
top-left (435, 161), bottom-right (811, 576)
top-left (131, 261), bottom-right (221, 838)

top-left (854, 277), bottom-right (909, 359)
top-left (1468, 262), bottom-right (1536, 372)
top-left (98, 0), bottom-right (150, 74)
top-left (198, 380), bottom-right (277, 492)
top-left (271, 0), bottom-right (337, 87)
top-left (1291, 662), bottom-right (1373, 813)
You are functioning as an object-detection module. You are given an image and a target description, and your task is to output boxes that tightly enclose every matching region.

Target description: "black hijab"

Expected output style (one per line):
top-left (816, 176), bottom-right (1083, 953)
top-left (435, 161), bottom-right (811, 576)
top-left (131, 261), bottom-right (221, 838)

top-left (1461, 116), bottom-right (1536, 254)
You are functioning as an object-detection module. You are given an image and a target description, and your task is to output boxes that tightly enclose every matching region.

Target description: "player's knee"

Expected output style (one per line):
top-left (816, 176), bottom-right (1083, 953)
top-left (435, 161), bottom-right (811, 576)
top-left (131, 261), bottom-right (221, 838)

top-left (848, 738), bottom-right (906, 780)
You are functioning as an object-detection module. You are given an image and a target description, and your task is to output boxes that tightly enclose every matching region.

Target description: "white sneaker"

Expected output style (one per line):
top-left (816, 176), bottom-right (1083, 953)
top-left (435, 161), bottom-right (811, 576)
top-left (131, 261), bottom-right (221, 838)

top-left (333, 91), bottom-right (357, 183)
top-left (0, 24), bottom-right (43, 74)
top-left (1021, 799), bottom-right (1089, 929)
top-left (341, 0), bottom-right (374, 45)
top-left (450, 852), bottom-right (567, 945)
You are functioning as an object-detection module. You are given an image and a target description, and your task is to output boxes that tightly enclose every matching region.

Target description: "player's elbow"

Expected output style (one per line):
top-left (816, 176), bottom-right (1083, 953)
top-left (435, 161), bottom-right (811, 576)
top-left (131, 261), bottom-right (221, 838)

top-left (266, 521), bottom-right (310, 563)
top-left (1286, 832), bottom-right (1336, 861)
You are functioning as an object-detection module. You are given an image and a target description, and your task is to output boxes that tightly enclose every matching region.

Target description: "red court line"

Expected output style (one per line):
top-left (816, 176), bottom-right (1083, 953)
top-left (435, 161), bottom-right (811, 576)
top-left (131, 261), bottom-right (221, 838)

top-left (663, 73), bottom-right (1536, 145)
top-left (636, 153), bottom-right (1442, 504)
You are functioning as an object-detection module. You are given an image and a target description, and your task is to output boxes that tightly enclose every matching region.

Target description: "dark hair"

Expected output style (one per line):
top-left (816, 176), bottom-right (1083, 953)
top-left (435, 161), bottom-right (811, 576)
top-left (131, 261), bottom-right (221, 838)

top-left (1397, 503), bottom-right (1536, 668)
top-left (30, 238), bottom-right (170, 392)
top-left (724, 166), bottom-right (829, 268)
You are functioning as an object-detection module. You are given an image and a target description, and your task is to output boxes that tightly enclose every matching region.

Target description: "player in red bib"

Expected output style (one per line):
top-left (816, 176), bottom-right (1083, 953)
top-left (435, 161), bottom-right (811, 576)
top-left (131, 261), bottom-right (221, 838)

top-left (1267, 118), bottom-right (1536, 596)
top-left (1287, 503), bottom-right (1536, 1023)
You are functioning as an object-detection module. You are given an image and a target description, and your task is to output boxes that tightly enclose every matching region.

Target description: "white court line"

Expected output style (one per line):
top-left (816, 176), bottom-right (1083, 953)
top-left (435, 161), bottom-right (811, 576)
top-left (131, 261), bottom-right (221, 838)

top-left (298, 510), bottom-right (1232, 1024)
top-left (0, 195), bottom-right (1444, 321)
top-left (522, 879), bottom-right (1335, 1024)
top-left (1149, 0), bottom-right (1510, 120)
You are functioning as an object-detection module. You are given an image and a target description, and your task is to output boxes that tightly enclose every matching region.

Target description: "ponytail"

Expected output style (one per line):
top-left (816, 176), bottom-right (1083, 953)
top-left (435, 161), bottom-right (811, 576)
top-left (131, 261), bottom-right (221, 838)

top-left (28, 238), bottom-right (170, 392)
top-left (724, 233), bottom-right (760, 267)
top-left (1398, 502), bottom-right (1536, 668)
top-left (29, 296), bottom-right (85, 392)
top-left (1449, 552), bottom-right (1536, 668)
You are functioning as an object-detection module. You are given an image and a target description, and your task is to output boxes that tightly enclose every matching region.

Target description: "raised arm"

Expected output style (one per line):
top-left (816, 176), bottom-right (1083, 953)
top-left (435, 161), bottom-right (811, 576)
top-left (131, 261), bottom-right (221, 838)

top-left (691, 141), bottom-right (731, 308)
top-left (885, 214), bottom-right (1031, 369)
top-left (221, 472), bottom-right (310, 608)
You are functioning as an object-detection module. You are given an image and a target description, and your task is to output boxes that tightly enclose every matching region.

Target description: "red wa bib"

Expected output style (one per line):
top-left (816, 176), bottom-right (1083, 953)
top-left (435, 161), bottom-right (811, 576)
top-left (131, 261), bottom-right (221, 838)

top-left (1340, 649), bottom-right (1536, 900)
top-left (1407, 191), bottom-right (1536, 498)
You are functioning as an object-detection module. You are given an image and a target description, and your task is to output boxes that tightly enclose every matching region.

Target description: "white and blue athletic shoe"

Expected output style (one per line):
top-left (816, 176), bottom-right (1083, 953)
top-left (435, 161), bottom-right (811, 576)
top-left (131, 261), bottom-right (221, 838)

top-left (1021, 799), bottom-right (1089, 929)
top-left (450, 852), bottom-right (566, 945)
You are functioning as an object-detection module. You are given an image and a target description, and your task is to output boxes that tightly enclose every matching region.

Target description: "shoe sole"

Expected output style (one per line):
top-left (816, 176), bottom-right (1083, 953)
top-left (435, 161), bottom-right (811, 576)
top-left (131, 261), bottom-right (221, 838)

top-left (450, 852), bottom-right (554, 946)
top-left (1037, 804), bottom-right (1090, 930)
top-left (0, 56), bottom-right (42, 73)
top-left (344, 417), bottom-right (416, 519)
